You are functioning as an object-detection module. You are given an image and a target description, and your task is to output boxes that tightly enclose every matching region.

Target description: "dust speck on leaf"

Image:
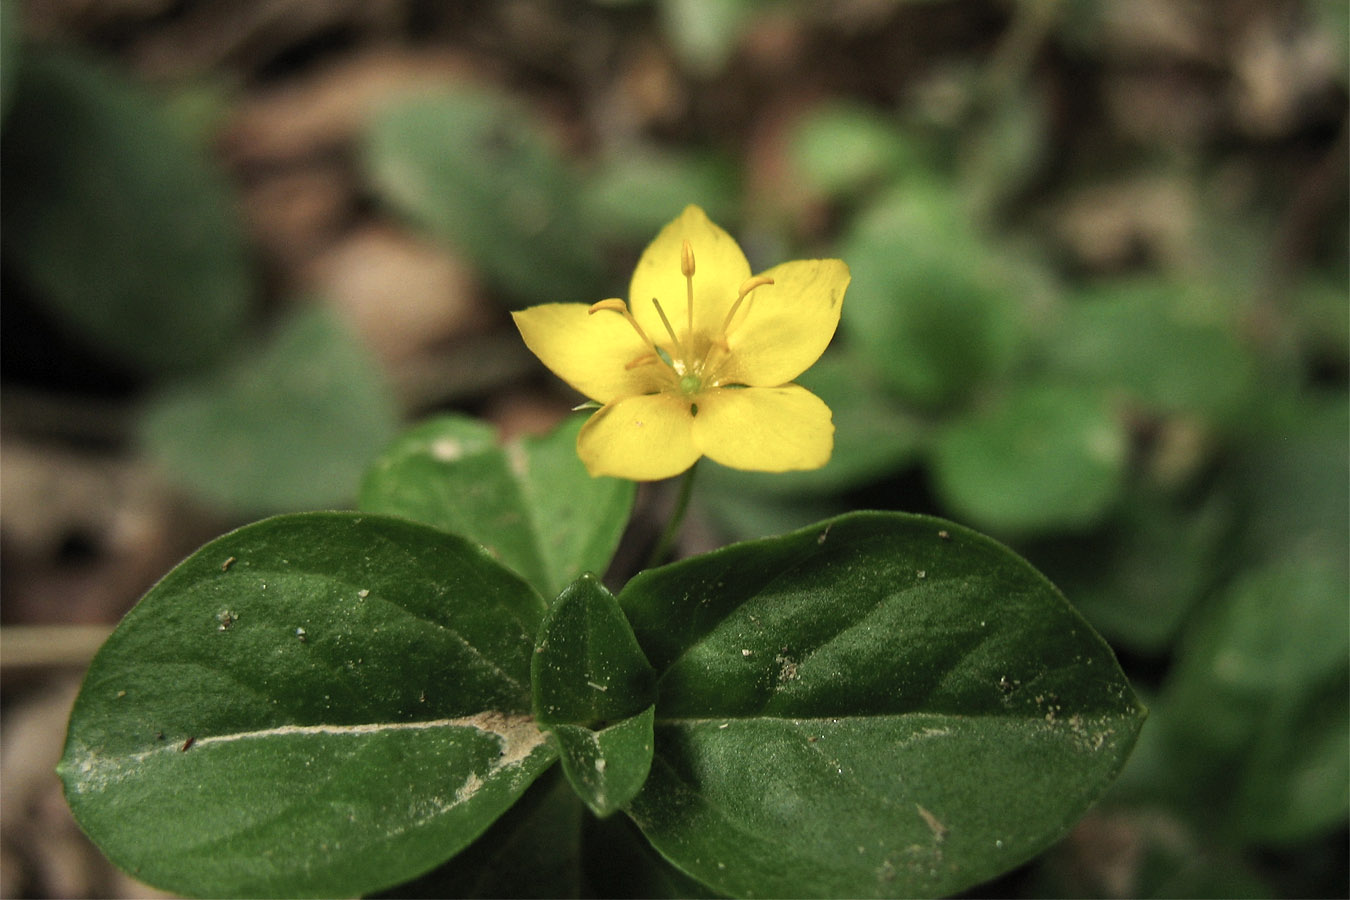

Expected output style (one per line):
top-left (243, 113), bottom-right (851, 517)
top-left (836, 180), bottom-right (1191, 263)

top-left (916, 804), bottom-right (948, 842)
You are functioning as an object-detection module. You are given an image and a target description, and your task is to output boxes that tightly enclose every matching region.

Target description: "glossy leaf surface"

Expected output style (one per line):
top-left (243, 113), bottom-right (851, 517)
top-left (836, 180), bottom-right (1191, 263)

top-left (359, 414), bottom-right (636, 600)
top-left (59, 513), bottom-right (556, 898)
top-left (620, 512), bottom-right (1144, 898)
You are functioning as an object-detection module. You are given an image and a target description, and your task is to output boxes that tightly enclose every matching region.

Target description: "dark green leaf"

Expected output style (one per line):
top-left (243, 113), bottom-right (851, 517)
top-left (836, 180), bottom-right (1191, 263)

top-left (551, 707), bottom-right (656, 818)
top-left (59, 513), bottom-right (556, 898)
top-left (932, 382), bottom-right (1128, 536)
top-left (141, 306), bottom-right (399, 514)
top-left (533, 575), bottom-right (656, 726)
top-left (374, 768), bottom-right (584, 899)
top-left (619, 511), bottom-right (1144, 899)
top-left (359, 414), bottom-right (636, 600)
top-left (1, 48), bottom-right (250, 374)
top-left (364, 87), bottom-right (602, 306)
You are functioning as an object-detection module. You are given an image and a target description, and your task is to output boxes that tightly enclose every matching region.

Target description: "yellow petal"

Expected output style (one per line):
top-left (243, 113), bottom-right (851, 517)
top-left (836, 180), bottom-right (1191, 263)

top-left (692, 384), bottom-right (833, 472)
top-left (629, 205), bottom-right (751, 345)
top-left (513, 304), bottom-right (669, 404)
top-left (578, 393), bottom-right (701, 480)
top-left (711, 259), bottom-right (850, 388)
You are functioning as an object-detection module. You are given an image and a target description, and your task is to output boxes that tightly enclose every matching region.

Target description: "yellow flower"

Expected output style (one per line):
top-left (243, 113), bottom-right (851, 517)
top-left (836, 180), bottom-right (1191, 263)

top-left (512, 205), bottom-right (850, 481)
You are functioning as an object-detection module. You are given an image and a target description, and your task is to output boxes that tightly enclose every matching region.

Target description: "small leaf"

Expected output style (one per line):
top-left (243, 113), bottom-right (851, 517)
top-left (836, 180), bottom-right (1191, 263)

top-left (533, 576), bottom-right (657, 818)
top-left (59, 513), bottom-right (556, 898)
top-left (551, 707), bottom-right (656, 818)
top-left (1, 48), bottom-right (250, 374)
top-left (359, 414), bottom-right (636, 600)
top-left (532, 575), bottom-right (656, 726)
top-left (788, 102), bottom-right (919, 199)
top-left (619, 511), bottom-right (1144, 899)
top-left (932, 382), bottom-right (1128, 536)
top-left (141, 305), bottom-right (399, 514)
top-left (364, 87), bottom-right (602, 306)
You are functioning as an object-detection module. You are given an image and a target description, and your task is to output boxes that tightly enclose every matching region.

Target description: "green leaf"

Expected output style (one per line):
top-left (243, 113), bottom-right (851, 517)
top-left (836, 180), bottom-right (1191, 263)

top-left (359, 414), bottom-right (636, 600)
top-left (788, 102), bottom-right (919, 199)
top-left (533, 575), bottom-right (656, 726)
top-left (619, 511), bottom-right (1144, 899)
top-left (59, 513), bottom-right (556, 898)
top-left (532, 575), bottom-right (657, 817)
top-left (1050, 279), bottom-right (1258, 424)
top-left (1157, 558), bottom-right (1349, 843)
top-left (931, 382), bottom-right (1128, 536)
top-left (582, 146), bottom-right (740, 244)
top-left (838, 187), bottom-right (1024, 408)
top-left (364, 86), bottom-right (602, 306)
top-left (1, 48), bottom-right (250, 374)
top-left (373, 768), bottom-right (584, 898)
top-left (141, 305), bottom-right (399, 515)
top-left (551, 708), bottom-right (656, 818)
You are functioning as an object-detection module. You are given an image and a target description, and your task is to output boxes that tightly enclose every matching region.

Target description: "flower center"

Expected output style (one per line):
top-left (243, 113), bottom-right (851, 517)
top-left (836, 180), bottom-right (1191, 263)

top-left (587, 240), bottom-right (774, 393)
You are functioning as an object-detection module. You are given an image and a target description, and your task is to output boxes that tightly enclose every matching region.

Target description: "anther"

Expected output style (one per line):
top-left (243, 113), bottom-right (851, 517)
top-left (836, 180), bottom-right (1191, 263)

top-left (721, 276), bottom-right (775, 335)
top-left (590, 298), bottom-right (657, 351)
top-left (682, 239), bottom-right (696, 333)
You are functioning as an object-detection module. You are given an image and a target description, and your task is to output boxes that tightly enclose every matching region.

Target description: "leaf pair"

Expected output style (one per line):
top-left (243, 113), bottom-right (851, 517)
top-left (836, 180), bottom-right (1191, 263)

top-left (60, 507), bottom-right (1144, 898)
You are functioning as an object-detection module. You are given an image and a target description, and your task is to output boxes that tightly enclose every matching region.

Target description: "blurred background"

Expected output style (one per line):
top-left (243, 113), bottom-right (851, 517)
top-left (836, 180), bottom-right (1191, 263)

top-left (0, 0), bottom-right (1345, 896)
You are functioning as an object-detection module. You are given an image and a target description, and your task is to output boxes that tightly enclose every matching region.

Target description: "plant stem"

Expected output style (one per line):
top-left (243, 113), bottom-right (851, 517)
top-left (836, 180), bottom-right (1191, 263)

top-left (646, 462), bottom-right (698, 568)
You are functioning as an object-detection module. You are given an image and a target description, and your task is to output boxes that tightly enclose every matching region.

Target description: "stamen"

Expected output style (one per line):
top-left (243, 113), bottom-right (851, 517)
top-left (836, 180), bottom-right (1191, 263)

top-left (721, 276), bottom-right (775, 336)
top-left (681, 239), bottom-right (696, 334)
top-left (589, 298), bottom-right (657, 350)
top-left (650, 297), bottom-right (684, 359)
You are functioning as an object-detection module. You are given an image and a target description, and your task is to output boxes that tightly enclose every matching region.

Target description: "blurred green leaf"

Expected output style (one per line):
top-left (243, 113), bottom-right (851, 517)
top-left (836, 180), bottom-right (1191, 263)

top-left (839, 187), bottom-right (1024, 408)
top-left (1033, 489), bottom-right (1233, 654)
top-left (59, 513), bottom-right (555, 898)
top-left (1228, 392), bottom-right (1349, 571)
top-left (932, 382), bottom-right (1128, 536)
top-left (364, 87), bottom-right (602, 306)
top-left (582, 146), bottom-right (740, 244)
top-left (359, 414), bottom-right (636, 600)
top-left (141, 305), bottom-right (398, 514)
top-left (621, 512), bottom-right (1145, 898)
top-left (1051, 279), bottom-right (1259, 424)
top-left (1, 48), bottom-right (251, 374)
top-left (788, 102), bottom-right (918, 199)
top-left (658, 0), bottom-right (755, 75)
top-left (1157, 558), bottom-right (1349, 843)
top-left (1031, 808), bottom-right (1273, 899)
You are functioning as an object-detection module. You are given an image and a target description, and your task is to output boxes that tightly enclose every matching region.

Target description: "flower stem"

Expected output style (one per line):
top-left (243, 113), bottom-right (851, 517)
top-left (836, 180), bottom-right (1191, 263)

top-left (646, 462), bottom-right (698, 568)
